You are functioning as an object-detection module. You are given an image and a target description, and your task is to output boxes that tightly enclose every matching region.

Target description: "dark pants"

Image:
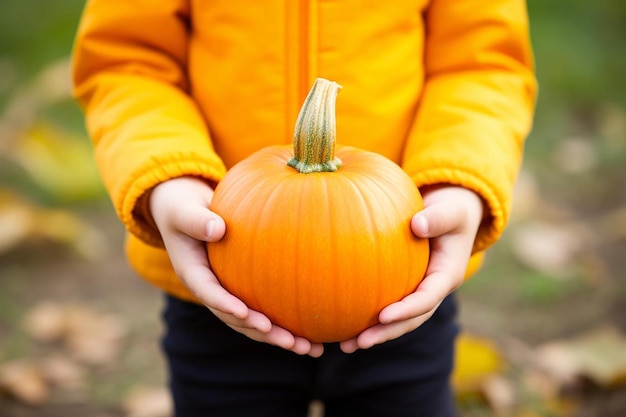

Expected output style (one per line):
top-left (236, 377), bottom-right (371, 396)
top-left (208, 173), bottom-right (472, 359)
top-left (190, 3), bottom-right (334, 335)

top-left (162, 294), bottom-right (459, 417)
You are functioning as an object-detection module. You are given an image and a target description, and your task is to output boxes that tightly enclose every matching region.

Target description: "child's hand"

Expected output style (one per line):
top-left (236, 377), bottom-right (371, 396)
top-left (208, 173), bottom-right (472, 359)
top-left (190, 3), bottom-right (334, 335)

top-left (340, 185), bottom-right (484, 353)
top-left (149, 176), bottom-right (324, 357)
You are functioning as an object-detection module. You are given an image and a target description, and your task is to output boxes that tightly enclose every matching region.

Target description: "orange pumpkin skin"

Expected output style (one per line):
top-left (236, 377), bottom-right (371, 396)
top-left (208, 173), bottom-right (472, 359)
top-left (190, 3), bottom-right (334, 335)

top-left (207, 144), bottom-right (429, 342)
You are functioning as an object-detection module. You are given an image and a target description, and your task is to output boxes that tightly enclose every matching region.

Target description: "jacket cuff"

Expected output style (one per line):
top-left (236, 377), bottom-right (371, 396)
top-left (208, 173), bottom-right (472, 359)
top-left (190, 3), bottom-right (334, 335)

top-left (411, 166), bottom-right (509, 254)
top-left (116, 152), bottom-right (226, 247)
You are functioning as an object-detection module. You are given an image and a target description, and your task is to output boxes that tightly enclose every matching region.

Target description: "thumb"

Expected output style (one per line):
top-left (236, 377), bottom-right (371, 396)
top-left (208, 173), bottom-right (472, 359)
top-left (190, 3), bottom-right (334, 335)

top-left (411, 204), bottom-right (458, 238)
top-left (168, 205), bottom-right (226, 242)
top-left (205, 214), bottom-right (226, 242)
top-left (173, 207), bottom-right (225, 242)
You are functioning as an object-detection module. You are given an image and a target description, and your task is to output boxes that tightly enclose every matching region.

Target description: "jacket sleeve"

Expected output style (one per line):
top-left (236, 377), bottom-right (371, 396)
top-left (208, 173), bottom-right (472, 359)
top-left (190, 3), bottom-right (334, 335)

top-left (402, 0), bottom-right (537, 254)
top-left (72, 0), bottom-right (227, 247)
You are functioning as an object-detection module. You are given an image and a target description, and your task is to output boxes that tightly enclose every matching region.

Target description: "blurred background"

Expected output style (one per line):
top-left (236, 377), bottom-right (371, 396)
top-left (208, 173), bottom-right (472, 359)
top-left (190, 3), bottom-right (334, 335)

top-left (0, 0), bottom-right (624, 416)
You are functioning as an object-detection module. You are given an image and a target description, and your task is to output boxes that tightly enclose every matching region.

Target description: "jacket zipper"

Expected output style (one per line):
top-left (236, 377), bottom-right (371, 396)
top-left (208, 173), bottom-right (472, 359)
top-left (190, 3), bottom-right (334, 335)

top-left (298, 0), bottom-right (310, 102)
top-left (286, 0), bottom-right (313, 142)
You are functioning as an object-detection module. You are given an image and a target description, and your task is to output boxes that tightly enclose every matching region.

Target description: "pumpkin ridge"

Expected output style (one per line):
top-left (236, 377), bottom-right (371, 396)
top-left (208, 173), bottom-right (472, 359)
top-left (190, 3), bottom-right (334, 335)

top-left (347, 174), bottom-right (391, 317)
top-left (346, 164), bottom-right (422, 304)
top-left (250, 174), bottom-right (301, 322)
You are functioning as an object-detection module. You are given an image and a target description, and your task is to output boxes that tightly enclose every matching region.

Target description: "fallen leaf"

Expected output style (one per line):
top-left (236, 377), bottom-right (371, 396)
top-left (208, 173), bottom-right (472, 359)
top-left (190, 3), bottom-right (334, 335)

top-left (35, 208), bottom-right (111, 261)
top-left (29, 58), bottom-right (72, 105)
top-left (510, 220), bottom-right (592, 277)
top-left (452, 333), bottom-right (505, 396)
top-left (8, 123), bottom-right (105, 203)
top-left (0, 188), bottom-right (109, 259)
top-left (552, 137), bottom-right (598, 174)
top-left (22, 302), bottom-right (129, 366)
top-left (40, 354), bottom-right (88, 391)
top-left (510, 169), bottom-right (541, 223)
top-left (522, 369), bottom-right (562, 401)
top-left (64, 305), bottom-right (127, 366)
top-left (533, 342), bottom-right (580, 388)
top-left (0, 360), bottom-right (50, 406)
top-left (0, 58), bottom-right (72, 153)
top-left (123, 385), bottom-right (173, 417)
top-left (22, 301), bottom-right (67, 342)
top-left (534, 326), bottom-right (626, 388)
top-left (480, 375), bottom-right (516, 416)
top-left (0, 190), bottom-right (37, 253)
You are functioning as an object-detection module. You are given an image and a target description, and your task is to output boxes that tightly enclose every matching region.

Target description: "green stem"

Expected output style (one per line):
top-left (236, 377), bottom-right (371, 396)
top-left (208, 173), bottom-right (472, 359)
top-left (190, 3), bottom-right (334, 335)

top-left (287, 78), bottom-right (343, 173)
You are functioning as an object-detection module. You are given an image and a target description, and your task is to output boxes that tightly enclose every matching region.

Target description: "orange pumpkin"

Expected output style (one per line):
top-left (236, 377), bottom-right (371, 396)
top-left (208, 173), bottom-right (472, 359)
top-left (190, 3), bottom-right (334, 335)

top-left (207, 78), bottom-right (429, 342)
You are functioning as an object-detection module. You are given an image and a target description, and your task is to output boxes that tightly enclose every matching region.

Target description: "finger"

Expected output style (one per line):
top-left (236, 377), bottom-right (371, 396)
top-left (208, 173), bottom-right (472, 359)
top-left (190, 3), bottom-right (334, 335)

top-left (211, 307), bottom-right (272, 333)
top-left (164, 234), bottom-right (249, 319)
top-left (171, 205), bottom-right (226, 243)
top-left (228, 318), bottom-right (323, 356)
top-left (411, 203), bottom-right (461, 239)
top-left (339, 338), bottom-right (360, 354)
top-left (378, 271), bottom-right (451, 324)
top-left (230, 321), bottom-right (295, 348)
top-left (224, 319), bottom-right (318, 356)
top-left (307, 343), bottom-right (325, 358)
top-left (355, 311), bottom-right (437, 350)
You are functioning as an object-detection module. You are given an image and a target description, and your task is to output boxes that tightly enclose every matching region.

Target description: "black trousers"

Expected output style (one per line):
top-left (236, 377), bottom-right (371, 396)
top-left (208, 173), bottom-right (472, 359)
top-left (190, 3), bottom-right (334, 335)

top-left (162, 294), bottom-right (459, 417)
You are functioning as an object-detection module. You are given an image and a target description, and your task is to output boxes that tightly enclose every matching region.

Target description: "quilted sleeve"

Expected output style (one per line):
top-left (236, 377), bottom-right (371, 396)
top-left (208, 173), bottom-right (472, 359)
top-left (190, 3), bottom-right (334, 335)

top-left (402, 0), bottom-right (537, 253)
top-left (72, 0), bottom-right (227, 247)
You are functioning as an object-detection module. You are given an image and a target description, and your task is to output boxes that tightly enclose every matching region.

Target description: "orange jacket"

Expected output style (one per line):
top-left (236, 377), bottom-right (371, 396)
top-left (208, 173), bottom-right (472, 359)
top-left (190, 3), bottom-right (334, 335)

top-left (73, 0), bottom-right (536, 303)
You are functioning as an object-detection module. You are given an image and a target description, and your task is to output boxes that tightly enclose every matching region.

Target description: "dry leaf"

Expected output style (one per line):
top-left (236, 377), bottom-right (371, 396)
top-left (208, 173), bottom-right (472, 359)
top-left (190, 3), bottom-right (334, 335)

top-left (0, 190), bottom-right (37, 253)
top-left (0, 58), bottom-right (72, 152)
top-left (480, 375), bottom-right (516, 416)
top-left (123, 386), bottom-right (173, 417)
top-left (22, 301), bottom-right (67, 342)
top-left (29, 58), bottom-right (72, 104)
top-left (64, 305), bottom-right (127, 366)
top-left (534, 326), bottom-right (626, 388)
top-left (452, 333), bottom-right (505, 396)
top-left (552, 137), bottom-right (598, 174)
top-left (511, 169), bottom-right (541, 223)
top-left (522, 369), bottom-right (562, 401)
top-left (0, 188), bottom-right (109, 259)
top-left (510, 221), bottom-right (591, 276)
top-left (0, 360), bottom-right (50, 406)
top-left (22, 302), bottom-right (128, 366)
top-left (35, 209), bottom-right (110, 261)
top-left (40, 355), bottom-right (88, 391)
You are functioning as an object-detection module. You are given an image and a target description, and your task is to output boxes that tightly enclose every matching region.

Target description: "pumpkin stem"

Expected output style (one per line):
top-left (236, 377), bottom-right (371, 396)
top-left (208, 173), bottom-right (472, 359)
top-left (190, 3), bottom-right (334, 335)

top-left (288, 78), bottom-right (343, 173)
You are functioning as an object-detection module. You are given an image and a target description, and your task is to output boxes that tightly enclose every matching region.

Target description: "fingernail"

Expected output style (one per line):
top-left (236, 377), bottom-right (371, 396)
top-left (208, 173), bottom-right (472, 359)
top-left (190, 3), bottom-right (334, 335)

top-left (206, 218), bottom-right (215, 241)
top-left (415, 215), bottom-right (429, 236)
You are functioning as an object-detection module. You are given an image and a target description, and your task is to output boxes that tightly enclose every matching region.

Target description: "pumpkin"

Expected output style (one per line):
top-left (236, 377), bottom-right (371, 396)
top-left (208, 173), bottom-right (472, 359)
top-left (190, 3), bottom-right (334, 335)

top-left (207, 78), bottom-right (429, 342)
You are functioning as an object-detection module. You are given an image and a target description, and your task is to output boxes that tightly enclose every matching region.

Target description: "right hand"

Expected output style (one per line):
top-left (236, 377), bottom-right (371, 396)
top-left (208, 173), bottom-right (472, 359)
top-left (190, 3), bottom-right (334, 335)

top-left (149, 176), bottom-right (324, 357)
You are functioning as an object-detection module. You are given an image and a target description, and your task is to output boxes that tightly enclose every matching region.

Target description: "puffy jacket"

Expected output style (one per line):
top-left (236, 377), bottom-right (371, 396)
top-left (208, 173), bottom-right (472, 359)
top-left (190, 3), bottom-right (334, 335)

top-left (72, 0), bottom-right (537, 303)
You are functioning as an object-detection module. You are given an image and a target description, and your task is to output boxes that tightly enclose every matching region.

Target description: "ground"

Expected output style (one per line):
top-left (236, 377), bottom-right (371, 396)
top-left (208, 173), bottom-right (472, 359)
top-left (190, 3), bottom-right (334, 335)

top-left (1, 185), bottom-right (626, 416)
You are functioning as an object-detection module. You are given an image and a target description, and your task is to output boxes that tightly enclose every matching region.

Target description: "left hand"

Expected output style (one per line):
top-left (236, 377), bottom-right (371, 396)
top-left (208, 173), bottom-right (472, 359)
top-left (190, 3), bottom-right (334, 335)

top-left (340, 185), bottom-right (485, 353)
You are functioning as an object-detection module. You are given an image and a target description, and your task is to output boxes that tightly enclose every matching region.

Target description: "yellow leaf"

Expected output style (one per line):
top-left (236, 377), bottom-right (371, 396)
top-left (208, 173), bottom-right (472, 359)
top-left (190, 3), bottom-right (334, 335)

top-left (452, 333), bottom-right (505, 396)
top-left (8, 123), bottom-right (104, 202)
top-left (0, 188), bottom-right (109, 259)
